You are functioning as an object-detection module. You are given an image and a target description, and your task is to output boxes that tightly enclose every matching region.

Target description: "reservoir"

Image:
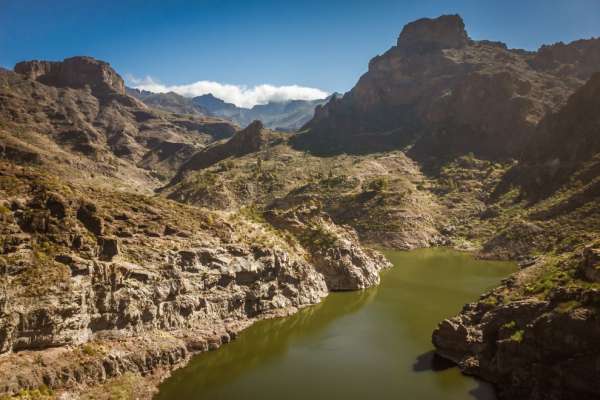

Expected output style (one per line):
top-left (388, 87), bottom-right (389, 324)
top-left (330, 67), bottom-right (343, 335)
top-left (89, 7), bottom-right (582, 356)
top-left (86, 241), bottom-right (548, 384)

top-left (156, 248), bottom-right (516, 400)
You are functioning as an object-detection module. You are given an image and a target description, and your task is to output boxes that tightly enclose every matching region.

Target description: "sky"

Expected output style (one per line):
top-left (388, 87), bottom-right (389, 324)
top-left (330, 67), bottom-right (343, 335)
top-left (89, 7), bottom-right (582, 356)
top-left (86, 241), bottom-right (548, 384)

top-left (1, 0), bottom-right (600, 107)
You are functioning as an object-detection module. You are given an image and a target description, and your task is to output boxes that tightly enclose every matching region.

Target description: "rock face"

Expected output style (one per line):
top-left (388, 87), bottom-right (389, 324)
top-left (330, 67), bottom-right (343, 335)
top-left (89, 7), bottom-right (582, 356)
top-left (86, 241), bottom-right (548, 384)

top-left (433, 260), bottom-right (600, 400)
top-left (2, 59), bottom-right (237, 189)
top-left (15, 56), bottom-right (126, 97)
top-left (266, 201), bottom-right (392, 290)
top-left (0, 163), bottom-right (389, 396)
top-left (295, 14), bottom-right (600, 159)
top-left (176, 120), bottom-right (269, 176)
top-left (491, 72), bottom-right (600, 200)
top-left (397, 14), bottom-right (470, 54)
top-left (527, 72), bottom-right (600, 176)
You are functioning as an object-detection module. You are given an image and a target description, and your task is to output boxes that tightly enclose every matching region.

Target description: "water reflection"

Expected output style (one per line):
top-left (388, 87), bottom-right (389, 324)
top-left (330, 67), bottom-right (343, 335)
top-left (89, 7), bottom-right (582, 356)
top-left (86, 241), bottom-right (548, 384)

top-left (156, 249), bottom-right (515, 400)
top-left (157, 289), bottom-right (377, 399)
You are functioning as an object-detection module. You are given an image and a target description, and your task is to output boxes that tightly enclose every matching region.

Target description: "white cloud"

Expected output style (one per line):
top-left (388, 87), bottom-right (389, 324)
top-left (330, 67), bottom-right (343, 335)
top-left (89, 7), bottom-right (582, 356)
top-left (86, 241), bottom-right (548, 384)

top-left (127, 75), bottom-right (328, 108)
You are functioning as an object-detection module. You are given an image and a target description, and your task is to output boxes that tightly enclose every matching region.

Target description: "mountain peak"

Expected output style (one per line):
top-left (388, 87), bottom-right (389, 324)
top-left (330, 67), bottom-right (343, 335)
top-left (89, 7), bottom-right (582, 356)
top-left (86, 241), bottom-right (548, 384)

top-left (397, 14), bottom-right (470, 53)
top-left (14, 56), bottom-right (125, 96)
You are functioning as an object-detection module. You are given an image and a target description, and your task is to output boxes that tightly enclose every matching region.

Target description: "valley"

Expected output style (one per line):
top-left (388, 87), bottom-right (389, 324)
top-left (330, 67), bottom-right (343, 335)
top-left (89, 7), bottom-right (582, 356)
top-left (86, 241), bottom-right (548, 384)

top-left (0, 12), bottom-right (599, 400)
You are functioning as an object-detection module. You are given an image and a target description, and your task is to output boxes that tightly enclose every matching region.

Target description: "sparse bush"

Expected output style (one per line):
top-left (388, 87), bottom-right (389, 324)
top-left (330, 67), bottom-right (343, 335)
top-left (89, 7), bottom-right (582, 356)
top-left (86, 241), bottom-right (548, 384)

top-left (368, 177), bottom-right (389, 193)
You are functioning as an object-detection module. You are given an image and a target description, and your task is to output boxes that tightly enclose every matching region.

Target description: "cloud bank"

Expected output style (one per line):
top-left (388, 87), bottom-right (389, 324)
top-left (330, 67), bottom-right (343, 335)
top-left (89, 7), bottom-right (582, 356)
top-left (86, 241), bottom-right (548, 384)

top-left (128, 76), bottom-right (328, 108)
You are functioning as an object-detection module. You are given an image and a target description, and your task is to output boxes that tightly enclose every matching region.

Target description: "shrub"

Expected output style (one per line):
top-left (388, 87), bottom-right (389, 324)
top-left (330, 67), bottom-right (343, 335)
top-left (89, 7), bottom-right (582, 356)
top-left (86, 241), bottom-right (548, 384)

top-left (368, 177), bottom-right (389, 193)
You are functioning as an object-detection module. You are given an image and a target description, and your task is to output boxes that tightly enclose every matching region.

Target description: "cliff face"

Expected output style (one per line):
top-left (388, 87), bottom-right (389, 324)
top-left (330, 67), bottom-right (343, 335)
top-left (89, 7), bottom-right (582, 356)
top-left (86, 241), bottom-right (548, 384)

top-left (0, 160), bottom-right (389, 395)
top-left (14, 57), bottom-right (126, 97)
top-left (0, 56), bottom-right (392, 398)
top-left (2, 58), bottom-right (237, 189)
top-left (296, 15), bottom-right (600, 160)
top-left (432, 74), bottom-right (600, 400)
top-left (492, 72), bottom-right (600, 199)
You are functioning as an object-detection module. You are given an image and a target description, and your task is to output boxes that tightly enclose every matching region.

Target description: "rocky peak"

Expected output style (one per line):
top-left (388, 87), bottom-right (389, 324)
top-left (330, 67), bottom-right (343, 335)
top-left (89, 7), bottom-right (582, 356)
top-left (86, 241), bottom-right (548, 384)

top-left (174, 120), bottom-right (268, 177)
top-left (14, 56), bottom-right (125, 97)
top-left (397, 14), bottom-right (470, 54)
top-left (228, 120), bottom-right (266, 150)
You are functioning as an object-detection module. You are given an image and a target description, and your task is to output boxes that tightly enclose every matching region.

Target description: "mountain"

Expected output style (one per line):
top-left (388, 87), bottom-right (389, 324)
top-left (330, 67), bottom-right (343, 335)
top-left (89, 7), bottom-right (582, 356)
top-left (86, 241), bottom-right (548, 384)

top-left (126, 87), bottom-right (208, 116)
top-left (2, 56), bottom-right (237, 186)
top-left (2, 13), bottom-right (600, 400)
top-left (128, 89), bottom-right (332, 131)
top-left (0, 56), bottom-right (388, 398)
top-left (295, 15), bottom-right (600, 159)
top-left (433, 73), bottom-right (600, 400)
top-left (192, 93), bottom-right (239, 115)
top-left (193, 94), bottom-right (335, 131)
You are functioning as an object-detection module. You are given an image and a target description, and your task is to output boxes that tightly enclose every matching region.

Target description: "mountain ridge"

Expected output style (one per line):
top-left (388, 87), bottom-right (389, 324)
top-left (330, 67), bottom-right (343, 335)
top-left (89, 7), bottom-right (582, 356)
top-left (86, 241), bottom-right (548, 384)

top-left (295, 14), bottom-right (600, 160)
top-left (1, 13), bottom-right (600, 400)
top-left (128, 87), bottom-right (336, 131)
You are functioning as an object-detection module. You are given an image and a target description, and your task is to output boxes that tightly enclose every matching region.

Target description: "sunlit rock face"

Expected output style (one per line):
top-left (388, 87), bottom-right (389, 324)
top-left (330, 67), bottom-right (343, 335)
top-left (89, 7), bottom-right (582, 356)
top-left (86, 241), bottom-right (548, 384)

top-left (15, 56), bottom-right (126, 96)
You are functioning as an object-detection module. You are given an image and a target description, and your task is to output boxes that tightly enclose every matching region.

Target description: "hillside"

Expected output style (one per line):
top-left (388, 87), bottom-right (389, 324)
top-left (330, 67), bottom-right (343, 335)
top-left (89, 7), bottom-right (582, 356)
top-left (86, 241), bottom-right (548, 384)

top-left (128, 90), bottom-right (332, 132)
top-left (1, 13), bottom-right (600, 400)
top-left (1, 57), bottom-right (237, 190)
top-left (193, 94), bottom-right (333, 131)
top-left (0, 57), bottom-right (390, 398)
top-left (295, 15), bottom-right (600, 160)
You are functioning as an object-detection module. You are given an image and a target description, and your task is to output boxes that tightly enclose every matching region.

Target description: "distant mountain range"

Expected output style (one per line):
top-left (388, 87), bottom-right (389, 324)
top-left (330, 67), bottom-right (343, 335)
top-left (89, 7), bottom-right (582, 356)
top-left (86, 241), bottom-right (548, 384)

top-left (127, 88), bottom-right (339, 131)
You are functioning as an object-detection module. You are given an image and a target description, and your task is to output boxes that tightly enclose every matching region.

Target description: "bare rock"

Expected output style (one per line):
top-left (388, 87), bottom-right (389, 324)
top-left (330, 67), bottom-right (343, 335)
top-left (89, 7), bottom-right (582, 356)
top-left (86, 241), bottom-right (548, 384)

top-left (77, 202), bottom-right (103, 236)
top-left (98, 237), bottom-right (119, 261)
top-left (581, 243), bottom-right (600, 282)
top-left (397, 14), bottom-right (470, 54)
top-left (14, 56), bottom-right (126, 96)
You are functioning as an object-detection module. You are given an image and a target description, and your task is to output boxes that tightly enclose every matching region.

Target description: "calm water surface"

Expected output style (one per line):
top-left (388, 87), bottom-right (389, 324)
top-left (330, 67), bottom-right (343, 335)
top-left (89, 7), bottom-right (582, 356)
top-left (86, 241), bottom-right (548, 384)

top-left (156, 248), bottom-right (516, 400)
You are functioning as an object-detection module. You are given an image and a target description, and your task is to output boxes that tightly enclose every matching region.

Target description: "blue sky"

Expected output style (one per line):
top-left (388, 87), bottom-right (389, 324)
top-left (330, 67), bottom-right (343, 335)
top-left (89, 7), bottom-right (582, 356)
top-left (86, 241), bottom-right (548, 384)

top-left (1, 0), bottom-right (600, 105)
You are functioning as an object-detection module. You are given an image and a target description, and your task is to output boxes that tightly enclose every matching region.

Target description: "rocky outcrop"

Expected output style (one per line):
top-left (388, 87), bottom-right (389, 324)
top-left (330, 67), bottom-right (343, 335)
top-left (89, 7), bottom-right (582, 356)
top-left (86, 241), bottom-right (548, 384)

top-left (295, 14), bottom-right (600, 159)
top-left (266, 201), bottom-right (391, 290)
top-left (580, 243), bottom-right (600, 282)
top-left (15, 56), bottom-right (126, 97)
top-left (528, 72), bottom-right (600, 168)
top-left (433, 252), bottom-right (600, 400)
top-left (175, 120), bottom-right (270, 177)
top-left (1, 61), bottom-right (237, 188)
top-left (0, 162), bottom-right (389, 397)
top-left (397, 14), bottom-right (470, 54)
top-left (490, 73), bottom-right (600, 200)
top-left (529, 38), bottom-right (600, 80)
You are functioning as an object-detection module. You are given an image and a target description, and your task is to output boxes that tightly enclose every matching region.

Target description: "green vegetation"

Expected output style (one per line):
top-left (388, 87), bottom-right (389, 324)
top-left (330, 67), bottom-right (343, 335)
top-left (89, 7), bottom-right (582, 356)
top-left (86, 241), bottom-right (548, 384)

top-left (81, 342), bottom-right (105, 357)
top-left (502, 320), bottom-right (517, 330)
top-left (510, 329), bottom-right (525, 342)
top-left (555, 300), bottom-right (581, 314)
top-left (81, 373), bottom-right (143, 400)
top-left (0, 386), bottom-right (54, 400)
top-left (298, 223), bottom-right (338, 249)
top-left (367, 176), bottom-right (389, 193)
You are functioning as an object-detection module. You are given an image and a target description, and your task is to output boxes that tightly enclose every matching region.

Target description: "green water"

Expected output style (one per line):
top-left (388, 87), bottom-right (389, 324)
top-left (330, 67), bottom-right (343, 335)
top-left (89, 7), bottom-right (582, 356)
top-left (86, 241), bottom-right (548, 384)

top-left (156, 248), bottom-right (516, 400)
